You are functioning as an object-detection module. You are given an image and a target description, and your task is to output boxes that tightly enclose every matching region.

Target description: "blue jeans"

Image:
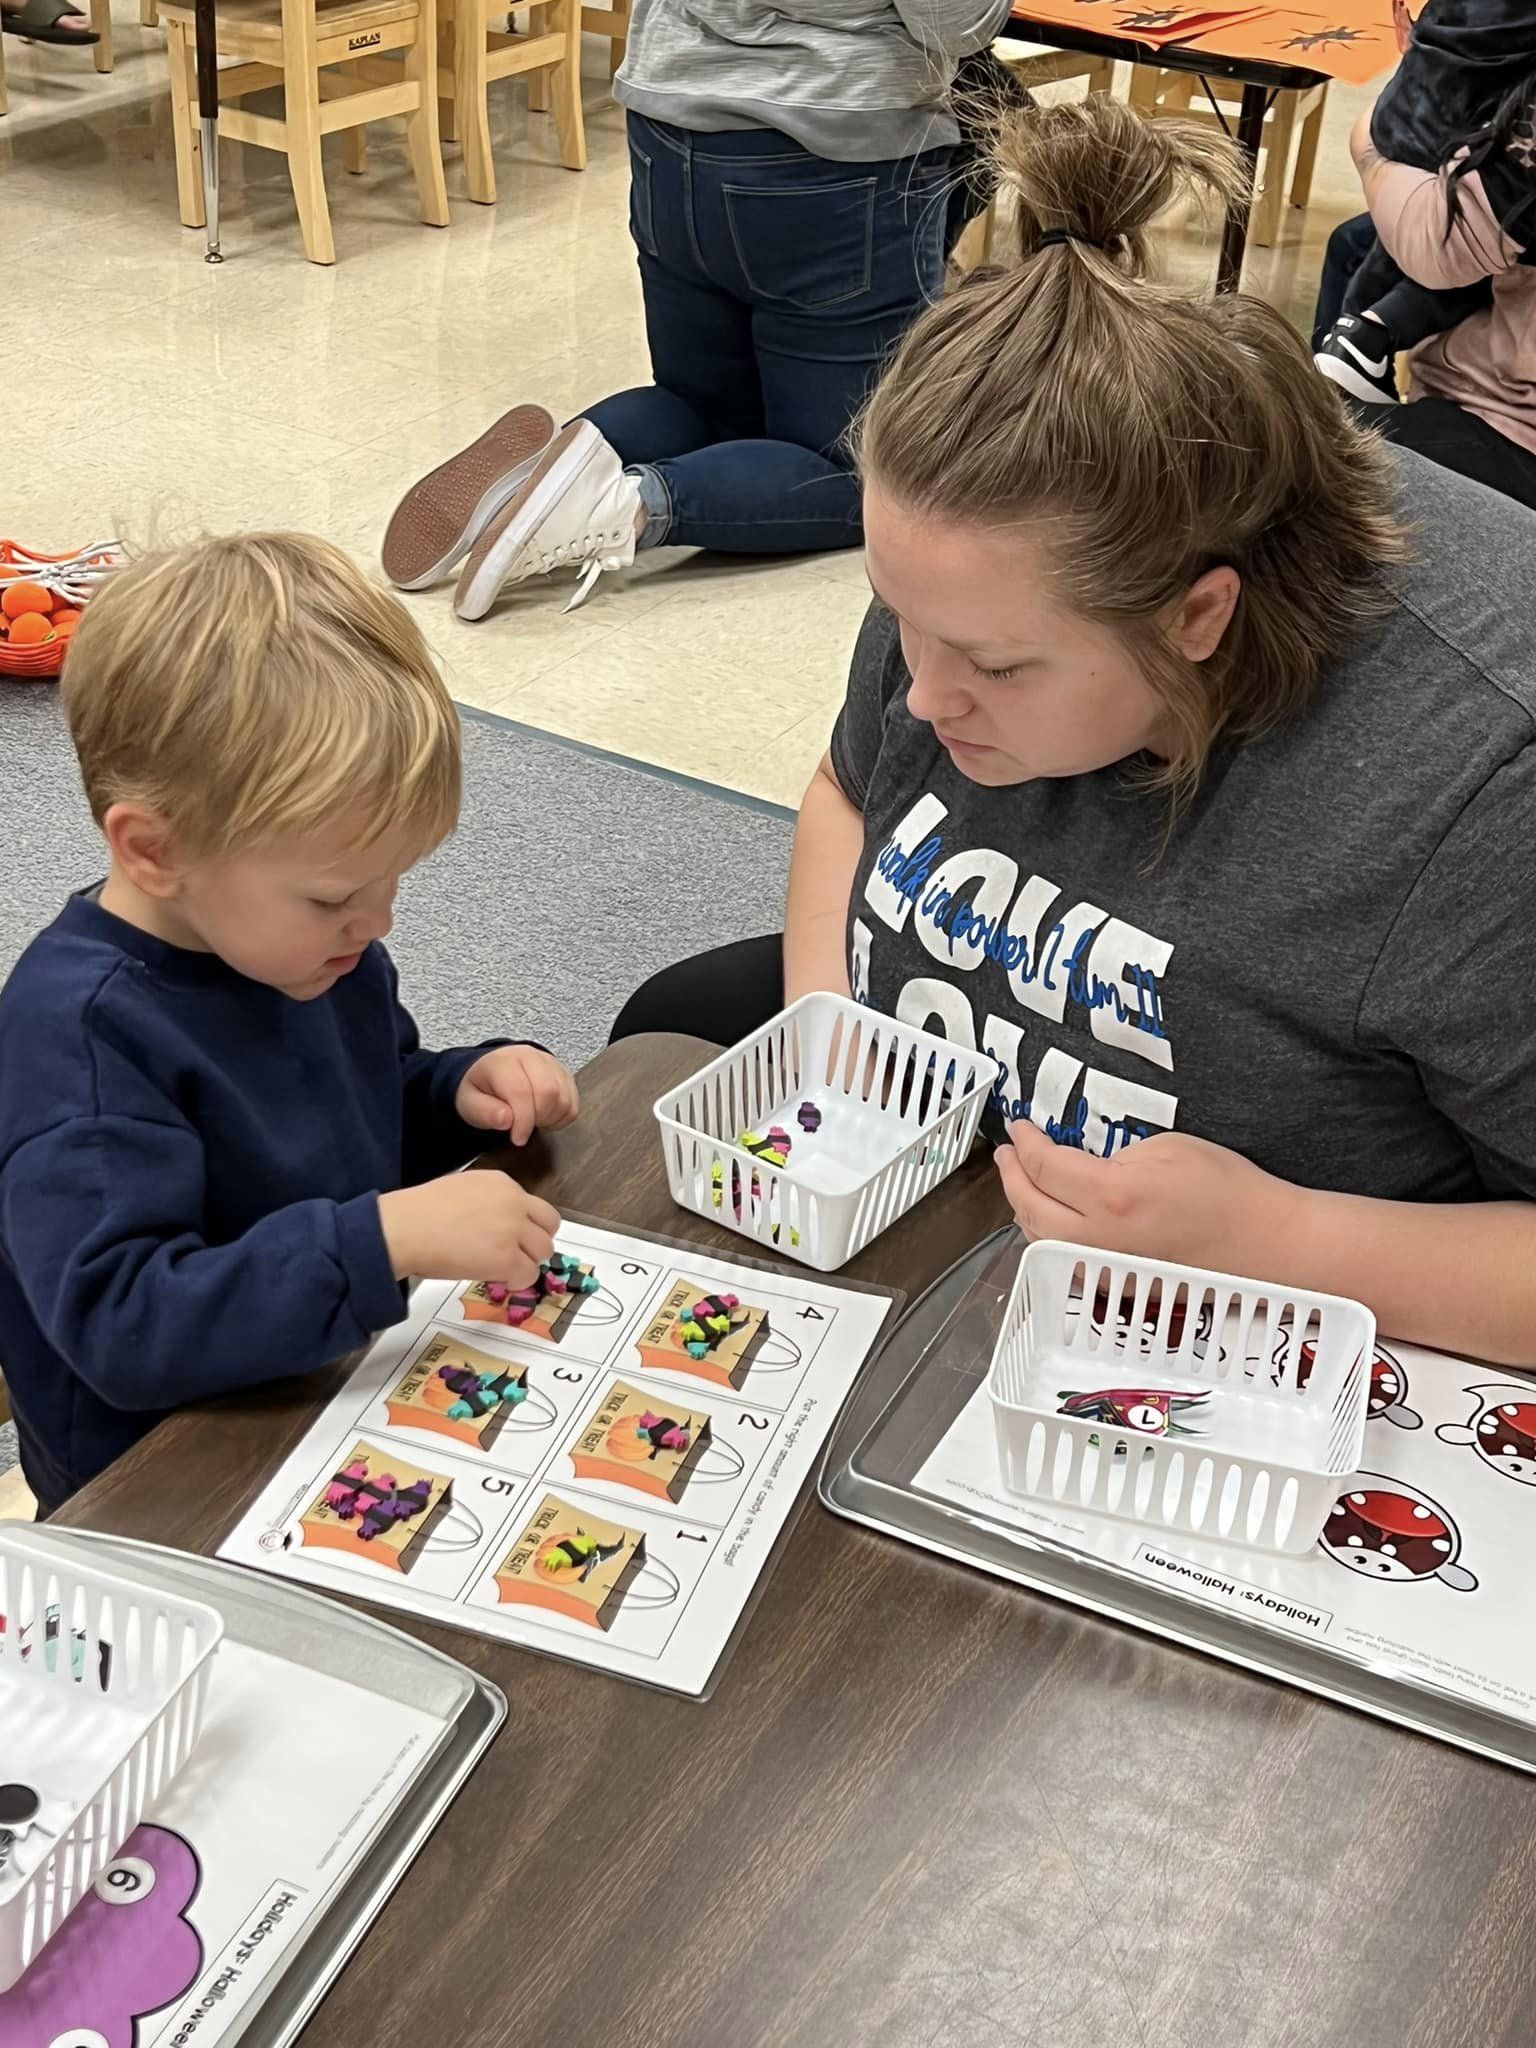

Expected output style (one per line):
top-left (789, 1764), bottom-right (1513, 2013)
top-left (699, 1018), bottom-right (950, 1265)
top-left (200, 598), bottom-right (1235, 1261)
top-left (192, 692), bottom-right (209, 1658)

top-left (581, 115), bottom-right (951, 555)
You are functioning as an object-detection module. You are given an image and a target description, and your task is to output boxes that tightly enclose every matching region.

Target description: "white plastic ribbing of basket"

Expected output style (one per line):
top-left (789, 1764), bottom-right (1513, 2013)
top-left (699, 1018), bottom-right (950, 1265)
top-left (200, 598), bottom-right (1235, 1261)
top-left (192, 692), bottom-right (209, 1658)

top-left (0, 1528), bottom-right (224, 1992)
top-left (985, 1242), bottom-right (1374, 1556)
top-left (653, 993), bottom-right (997, 1272)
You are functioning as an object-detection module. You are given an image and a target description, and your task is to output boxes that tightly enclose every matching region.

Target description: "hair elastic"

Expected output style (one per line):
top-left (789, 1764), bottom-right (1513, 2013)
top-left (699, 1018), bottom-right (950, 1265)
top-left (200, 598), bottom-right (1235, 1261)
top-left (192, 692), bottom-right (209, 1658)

top-left (1035, 228), bottom-right (1106, 251)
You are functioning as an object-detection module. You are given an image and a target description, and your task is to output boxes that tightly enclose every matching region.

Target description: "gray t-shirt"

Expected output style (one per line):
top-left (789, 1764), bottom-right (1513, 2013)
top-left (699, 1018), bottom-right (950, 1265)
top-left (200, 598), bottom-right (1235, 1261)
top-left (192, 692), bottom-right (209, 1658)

top-left (831, 450), bottom-right (1536, 1202)
top-left (616, 0), bottom-right (1011, 162)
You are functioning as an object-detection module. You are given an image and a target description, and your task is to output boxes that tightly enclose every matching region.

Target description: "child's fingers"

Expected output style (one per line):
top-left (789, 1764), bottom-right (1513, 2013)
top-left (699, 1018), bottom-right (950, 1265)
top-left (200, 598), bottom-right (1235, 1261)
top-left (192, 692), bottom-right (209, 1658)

top-left (541, 1070), bottom-right (580, 1130)
top-left (459, 1079), bottom-right (513, 1132)
top-left (520, 1213), bottom-right (557, 1267)
top-left (499, 1071), bottom-right (535, 1146)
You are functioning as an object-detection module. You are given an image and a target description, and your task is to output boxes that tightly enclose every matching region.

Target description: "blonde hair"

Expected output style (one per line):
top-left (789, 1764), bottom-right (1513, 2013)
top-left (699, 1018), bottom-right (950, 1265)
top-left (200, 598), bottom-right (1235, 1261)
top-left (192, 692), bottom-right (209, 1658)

top-left (62, 532), bottom-right (461, 860)
top-left (859, 97), bottom-right (1409, 807)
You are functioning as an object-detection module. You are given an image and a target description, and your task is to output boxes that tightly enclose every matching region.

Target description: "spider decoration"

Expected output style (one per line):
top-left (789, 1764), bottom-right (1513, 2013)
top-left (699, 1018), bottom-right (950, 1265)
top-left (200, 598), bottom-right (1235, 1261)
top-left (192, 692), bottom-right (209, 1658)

top-left (1118, 7), bottom-right (1190, 25)
top-left (1277, 24), bottom-right (1369, 52)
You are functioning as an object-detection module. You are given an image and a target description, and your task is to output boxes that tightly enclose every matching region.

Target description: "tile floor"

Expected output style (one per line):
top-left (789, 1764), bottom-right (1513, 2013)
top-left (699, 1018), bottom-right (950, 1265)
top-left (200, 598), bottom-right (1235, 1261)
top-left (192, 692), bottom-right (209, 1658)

top-left (6, 12), bottom-right (1374, 806)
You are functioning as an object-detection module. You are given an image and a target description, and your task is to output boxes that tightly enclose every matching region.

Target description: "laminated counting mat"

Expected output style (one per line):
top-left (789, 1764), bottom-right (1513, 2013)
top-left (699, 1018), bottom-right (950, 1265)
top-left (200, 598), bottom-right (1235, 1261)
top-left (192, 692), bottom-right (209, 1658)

top-left (221, 1221), bottom-right (894, 1695)
top-left (822, 1232), bottom-right (1536, 1772)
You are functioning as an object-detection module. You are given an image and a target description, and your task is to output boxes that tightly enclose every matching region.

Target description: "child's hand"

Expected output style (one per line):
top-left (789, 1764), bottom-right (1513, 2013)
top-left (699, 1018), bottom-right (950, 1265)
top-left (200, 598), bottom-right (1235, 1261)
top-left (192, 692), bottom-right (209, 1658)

top-left (378, 1173), bottom-right (560, 1285)
top-left (456, 1046), bottom-right (580, 1145)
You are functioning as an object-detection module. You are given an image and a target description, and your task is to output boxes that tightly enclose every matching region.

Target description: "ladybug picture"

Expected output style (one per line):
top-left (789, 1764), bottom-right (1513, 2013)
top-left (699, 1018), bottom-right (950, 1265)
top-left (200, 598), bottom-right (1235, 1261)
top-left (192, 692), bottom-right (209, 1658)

top-left (1435, 1385), bottom-right (1536, 1486)
top-left (1283, 1340), bottom-right (1422, 1430)
top-left (1320, 1473), bottom-right (1477, 1590)
top-left (1087, 1277), bottom-right (1216, 1358)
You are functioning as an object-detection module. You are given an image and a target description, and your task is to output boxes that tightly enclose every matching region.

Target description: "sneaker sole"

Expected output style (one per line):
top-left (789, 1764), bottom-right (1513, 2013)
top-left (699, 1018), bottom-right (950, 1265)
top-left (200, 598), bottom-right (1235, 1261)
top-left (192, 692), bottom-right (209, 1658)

top-left (453, 420), bottom-right (607, 622)
top-left (381, 404), bottom-right (557, 590)
top-left (1315, 353), bottom-right (1398, 408)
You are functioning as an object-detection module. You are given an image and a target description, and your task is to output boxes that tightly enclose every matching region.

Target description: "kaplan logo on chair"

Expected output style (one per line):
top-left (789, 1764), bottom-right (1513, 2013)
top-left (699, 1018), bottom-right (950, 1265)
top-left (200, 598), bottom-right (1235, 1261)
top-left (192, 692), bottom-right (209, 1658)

top-left (348, 29), bottom-right (381, 47)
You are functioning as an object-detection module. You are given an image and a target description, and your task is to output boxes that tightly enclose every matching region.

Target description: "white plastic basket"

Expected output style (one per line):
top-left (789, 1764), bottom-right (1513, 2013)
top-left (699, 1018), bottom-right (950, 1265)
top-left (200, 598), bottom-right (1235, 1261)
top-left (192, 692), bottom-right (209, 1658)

top-left (653, 994), bottom-right (998, 1272)
top-left (985, 1242), bottom-right (1373, 1555)
top-left (0, 1526), bottom-right (223, 1991)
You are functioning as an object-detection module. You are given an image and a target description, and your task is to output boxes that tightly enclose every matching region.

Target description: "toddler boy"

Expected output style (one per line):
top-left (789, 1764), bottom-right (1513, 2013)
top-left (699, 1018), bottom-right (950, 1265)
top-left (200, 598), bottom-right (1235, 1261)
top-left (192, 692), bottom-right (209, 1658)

top-left (0, 533), bottom-right (575, 1514)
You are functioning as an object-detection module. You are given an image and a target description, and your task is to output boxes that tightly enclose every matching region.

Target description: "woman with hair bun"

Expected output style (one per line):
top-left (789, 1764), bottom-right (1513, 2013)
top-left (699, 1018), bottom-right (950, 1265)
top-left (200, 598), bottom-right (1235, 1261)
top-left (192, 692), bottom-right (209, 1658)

top-left (616, 97), bottom-right (1536, 1368)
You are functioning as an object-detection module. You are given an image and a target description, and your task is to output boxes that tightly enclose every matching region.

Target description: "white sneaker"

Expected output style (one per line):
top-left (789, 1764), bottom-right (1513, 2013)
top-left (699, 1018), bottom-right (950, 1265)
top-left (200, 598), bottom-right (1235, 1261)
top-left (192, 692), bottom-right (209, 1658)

top-left (453, 421), bottom-right (642, 622)
top-left (381, 403), bottom-right (557, 591)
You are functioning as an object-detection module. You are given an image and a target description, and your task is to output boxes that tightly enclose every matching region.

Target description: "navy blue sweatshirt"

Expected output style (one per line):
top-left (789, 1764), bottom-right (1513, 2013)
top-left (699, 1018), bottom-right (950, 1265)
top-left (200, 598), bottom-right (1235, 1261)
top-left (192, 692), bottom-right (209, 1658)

top-left (0, 893), bottom-right (504, 1512)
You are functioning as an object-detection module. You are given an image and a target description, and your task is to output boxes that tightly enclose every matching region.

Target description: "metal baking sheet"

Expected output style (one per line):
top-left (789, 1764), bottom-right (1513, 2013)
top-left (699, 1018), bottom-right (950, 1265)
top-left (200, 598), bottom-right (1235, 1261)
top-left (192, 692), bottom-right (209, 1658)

top-left (15, 1526), bottom-right (505, 2046)
top-left (820, 1229), bottom-right (1536, 1775)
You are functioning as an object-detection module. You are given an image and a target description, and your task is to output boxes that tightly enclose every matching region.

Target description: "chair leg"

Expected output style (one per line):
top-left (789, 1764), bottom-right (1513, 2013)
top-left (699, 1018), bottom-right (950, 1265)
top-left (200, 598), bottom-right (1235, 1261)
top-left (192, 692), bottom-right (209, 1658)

top-left (140, 0), bottom-right (159, 23)
top-left (608, 0), bottom-right (627, 74)
top-left (1162, 72), bottom-right (1194, 112)
top-left (166, 18), bottom-right (206, 228)
top-left (1086, 55), bottom-right (1112, 95)
top-left (281, 4), bottom-right (334, 263)
top-left (404, 16), bottom-right (450, 226)
top-left (548, 0), bottom-right (584, 169)
top-left (0, 32), bottom-right (9, 117)
top-left (1127, 63), bottom-right (1159, 113)
top-left (436, 6), bottom-right (457, 140)
top-left (88, 0), bottom-right (112, 72)
top-left (1290, 87), bottom-right (1327, 211)
top-left (454, 0), bottom-right (494, 203)
top-left (343, 62), bottom-right (368, 172)
top-left (528, 0), bottom-right (549, 111)
top-left (1252, 88), bottom-right (1297, 248)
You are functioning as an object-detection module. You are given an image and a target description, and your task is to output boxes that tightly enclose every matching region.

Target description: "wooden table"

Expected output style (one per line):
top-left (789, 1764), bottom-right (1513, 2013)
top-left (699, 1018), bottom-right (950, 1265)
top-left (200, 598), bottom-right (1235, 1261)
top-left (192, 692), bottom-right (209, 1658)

top-left (1007, 10), bottom-right (1328, 291)
top-left (59, 1035), bottom-right (1536, 2046)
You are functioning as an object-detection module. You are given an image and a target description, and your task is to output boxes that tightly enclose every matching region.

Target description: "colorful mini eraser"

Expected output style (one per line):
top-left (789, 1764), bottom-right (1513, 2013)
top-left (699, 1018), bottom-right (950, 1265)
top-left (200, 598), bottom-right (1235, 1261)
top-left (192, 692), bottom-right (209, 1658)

top-left (738, 1128), bottom-right (790, 1168)
top-left (796, 1103), bottom-right (821, 1133)
top-left (636, 1411), bottom-right (691, 1453)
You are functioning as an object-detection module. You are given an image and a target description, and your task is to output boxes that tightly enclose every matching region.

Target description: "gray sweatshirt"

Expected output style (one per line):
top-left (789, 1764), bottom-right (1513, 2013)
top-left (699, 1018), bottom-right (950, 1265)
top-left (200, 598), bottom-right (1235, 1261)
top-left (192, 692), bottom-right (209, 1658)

top-left (615, 0), bottom-right (1013, 162)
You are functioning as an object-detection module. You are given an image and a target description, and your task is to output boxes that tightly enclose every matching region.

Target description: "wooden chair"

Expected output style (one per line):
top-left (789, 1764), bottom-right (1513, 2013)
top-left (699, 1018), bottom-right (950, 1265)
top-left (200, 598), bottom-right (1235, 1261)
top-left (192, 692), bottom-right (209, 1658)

top-left (0, 0), bottom-right (112, 104)
top-left (580, 0), bottom-right (624, 74)
top-left (523, 0), bottom-right (618, 129)
top-left (1127, 63), bottom-right (1328, 249)
top-left (956, 40), bottom-right (1117, 269)
top-left (88, 0), bottom-right (112, 69)
top-left (158, 0), bottom-right (450, 264)
top-left (436, 0), bottom-right (583, 204)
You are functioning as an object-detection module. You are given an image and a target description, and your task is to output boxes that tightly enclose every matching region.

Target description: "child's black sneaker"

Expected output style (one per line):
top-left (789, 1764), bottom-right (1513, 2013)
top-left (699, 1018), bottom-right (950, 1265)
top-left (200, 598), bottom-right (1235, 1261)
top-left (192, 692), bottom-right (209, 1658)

top-left (1314, 316), bottom-right (1400, 406)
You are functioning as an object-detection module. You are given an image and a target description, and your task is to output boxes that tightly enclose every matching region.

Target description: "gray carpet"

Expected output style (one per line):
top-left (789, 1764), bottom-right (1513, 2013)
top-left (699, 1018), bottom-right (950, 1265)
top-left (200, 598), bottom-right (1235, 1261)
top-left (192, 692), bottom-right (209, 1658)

top-left (0, 688), bottom-right (792, 1059)
top-left (0, 688), bottom-right (795, 1490)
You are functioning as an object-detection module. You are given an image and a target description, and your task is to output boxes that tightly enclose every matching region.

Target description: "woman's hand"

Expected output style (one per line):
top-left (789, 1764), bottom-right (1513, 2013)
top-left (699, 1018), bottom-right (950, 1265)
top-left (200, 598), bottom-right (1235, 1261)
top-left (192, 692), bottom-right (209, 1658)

top-left (995, 1121), bottom-right (1305, 1279)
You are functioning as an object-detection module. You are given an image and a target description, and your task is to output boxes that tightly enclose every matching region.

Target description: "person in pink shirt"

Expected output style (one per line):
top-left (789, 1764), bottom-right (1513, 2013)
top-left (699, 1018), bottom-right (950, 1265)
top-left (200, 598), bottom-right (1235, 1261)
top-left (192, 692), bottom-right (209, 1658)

top-left (1326, 62), bottom-right (1536, 510)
